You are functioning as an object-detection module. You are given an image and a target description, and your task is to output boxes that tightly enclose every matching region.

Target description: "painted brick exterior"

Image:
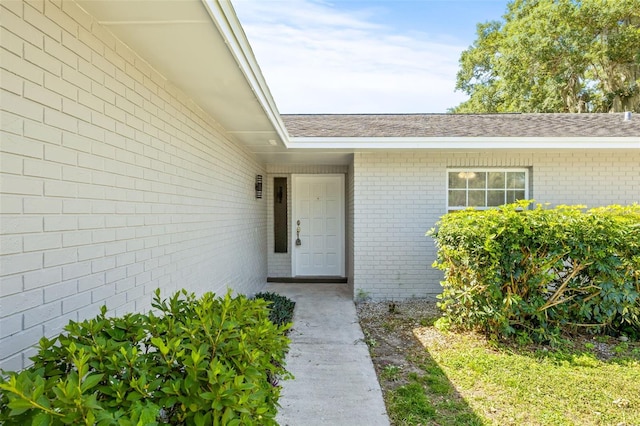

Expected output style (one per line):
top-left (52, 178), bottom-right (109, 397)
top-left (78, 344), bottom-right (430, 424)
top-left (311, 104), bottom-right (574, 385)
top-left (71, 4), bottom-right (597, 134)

top-left (0, 0), bottom-right (267, 371)
top-left (352, 151), bottom-right (640, 301)
top-left (1, 0), bottom-right (638, 372)
top-left (347, 159), bottom-right (355, 295)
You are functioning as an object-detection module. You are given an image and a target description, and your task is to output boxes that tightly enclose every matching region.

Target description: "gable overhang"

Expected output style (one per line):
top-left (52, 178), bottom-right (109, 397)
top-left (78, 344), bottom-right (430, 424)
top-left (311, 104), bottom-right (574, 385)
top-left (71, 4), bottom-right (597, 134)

top-left (75, 0), bottom-right (289, 161)
top-left (266, 136), bottom-right (640, 165)
top-left (287, 136), bottom-right (640, 150)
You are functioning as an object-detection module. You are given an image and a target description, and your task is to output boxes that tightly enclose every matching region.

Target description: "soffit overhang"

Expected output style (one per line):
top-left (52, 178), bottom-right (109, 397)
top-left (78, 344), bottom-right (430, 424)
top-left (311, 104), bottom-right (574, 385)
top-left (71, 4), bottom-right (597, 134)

top-left (286, 136), bottom-right (640, 150)
top-left (71, 2), bottom-right (639, 166)
top-left (75, 0), bottom-right (288, 162)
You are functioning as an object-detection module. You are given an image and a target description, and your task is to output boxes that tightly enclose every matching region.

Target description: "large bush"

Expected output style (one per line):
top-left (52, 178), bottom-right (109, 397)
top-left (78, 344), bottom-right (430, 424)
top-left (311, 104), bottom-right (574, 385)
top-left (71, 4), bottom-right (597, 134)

top-left (428, 202), bottom-right (640, 342)
top-left (0, 290), bottom-right (292, 425)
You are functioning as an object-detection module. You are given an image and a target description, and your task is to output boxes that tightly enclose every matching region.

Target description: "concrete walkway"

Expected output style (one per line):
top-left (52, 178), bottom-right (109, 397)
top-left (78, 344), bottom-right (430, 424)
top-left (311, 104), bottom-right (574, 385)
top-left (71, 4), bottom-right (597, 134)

top-left (266, 283), bottom-right (390, 426)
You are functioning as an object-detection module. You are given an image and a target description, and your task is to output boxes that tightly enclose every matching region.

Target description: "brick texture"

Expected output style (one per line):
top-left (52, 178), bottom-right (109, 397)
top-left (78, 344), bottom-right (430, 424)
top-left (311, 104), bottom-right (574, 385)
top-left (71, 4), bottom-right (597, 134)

top-left (0, 0), bottom-right (267, 370)
top-left (2, 0), bottom-right (638, 370)
top-left (352, 151), bottom-right (640, 301)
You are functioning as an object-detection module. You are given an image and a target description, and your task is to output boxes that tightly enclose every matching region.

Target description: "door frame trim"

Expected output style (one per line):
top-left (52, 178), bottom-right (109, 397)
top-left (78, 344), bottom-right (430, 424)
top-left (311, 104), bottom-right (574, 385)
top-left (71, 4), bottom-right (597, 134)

top-left (291, 174), bottom-right (346, 277)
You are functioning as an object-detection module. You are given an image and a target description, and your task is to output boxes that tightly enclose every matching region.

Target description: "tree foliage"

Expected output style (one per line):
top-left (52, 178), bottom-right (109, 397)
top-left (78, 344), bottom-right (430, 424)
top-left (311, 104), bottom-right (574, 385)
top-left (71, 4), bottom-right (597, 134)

top-left (452, 0), bottom-right (640, 113)
top-left (428, 202), bottom-right (640, 343)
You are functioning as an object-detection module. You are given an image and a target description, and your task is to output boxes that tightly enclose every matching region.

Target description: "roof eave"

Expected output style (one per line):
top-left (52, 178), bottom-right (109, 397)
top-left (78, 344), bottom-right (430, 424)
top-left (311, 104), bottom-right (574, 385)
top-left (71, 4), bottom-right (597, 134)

top-left (287, 136), bottom-right (640, 150)
top-left (202, 0), bottom-right (289, 146)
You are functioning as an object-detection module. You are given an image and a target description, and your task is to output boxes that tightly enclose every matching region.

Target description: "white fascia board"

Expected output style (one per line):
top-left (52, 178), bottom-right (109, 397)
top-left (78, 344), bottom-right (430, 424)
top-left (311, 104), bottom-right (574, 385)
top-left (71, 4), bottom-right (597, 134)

top-left (287, 137), bottom-right (640, 150)
top-left (200, 0), bottom-right (289, 146)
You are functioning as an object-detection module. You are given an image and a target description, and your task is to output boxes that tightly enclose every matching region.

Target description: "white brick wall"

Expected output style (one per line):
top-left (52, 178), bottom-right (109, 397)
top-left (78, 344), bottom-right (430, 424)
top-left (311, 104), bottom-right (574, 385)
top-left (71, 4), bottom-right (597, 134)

top-left (533, 151), bottom-right (640, 206)
top-left (265, 164), bottom-right (348, 277)
top-left (353, 150), bottom-right (640, 301)
top-left (346, 158), bottom-right (354, 295)
top-left (0, 0), bottom-right (267, 371)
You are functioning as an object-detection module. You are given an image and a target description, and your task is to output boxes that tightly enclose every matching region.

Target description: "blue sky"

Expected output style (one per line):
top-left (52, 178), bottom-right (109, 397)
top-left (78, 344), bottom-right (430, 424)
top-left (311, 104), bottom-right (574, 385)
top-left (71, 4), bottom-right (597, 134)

top-left (233, 0), bottom-right (509, 113)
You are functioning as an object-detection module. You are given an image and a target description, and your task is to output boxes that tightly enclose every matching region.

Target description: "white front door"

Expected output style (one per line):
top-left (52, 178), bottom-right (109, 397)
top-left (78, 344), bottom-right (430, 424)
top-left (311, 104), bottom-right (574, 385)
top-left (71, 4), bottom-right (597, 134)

top-left (292, 174), bottom-right (345, 277)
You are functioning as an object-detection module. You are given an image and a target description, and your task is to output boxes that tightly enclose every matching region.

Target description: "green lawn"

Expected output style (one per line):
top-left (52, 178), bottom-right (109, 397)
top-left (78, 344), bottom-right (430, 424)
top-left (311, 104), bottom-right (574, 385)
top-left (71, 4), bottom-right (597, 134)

top-left (358, 301), bottom-right (640, 426)
top-left (394, 328), bottom-right (640, 425)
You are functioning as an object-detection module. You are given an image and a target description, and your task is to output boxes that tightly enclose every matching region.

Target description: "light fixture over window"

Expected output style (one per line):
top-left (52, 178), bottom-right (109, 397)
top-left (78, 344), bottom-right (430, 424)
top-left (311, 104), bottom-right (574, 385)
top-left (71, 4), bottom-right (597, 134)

top-left (255, 175), bottom-right (263, 199)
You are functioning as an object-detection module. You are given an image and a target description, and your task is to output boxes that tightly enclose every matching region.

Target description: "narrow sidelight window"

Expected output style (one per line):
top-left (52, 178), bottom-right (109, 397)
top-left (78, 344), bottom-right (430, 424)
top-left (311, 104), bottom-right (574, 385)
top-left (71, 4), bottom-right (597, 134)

top-left (274, 177), bottom-right (288, 253)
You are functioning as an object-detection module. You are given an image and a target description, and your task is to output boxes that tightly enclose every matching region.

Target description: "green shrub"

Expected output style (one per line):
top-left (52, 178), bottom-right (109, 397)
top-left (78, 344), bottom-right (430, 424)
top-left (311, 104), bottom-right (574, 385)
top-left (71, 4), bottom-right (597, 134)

top-left (254, 292), bottom-right (296, 327)
top-left (0, 289), bottom-right (292, 425)
top-left (428, 202), bottom-right (640, 342)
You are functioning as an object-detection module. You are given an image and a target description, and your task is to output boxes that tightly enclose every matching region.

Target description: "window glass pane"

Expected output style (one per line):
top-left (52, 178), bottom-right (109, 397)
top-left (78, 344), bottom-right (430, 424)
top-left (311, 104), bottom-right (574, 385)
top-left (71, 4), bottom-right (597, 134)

top-left (448, 190), bottom-right (466, 207)
top-left (468, 172), bottom-right (486, 189)
top-left (507, 172), bottom-right (526, 189)
top-left (447, 169), bottom-right (528, 210)
top-left (506, 190), bottom-right (527, 203)
top-left (487, 190), bottom-right (504, 206)
top-left (274, 177), bottom-right (288, 253)
top-left (468, 190), bottom-right (485, 207)
top-left (488, 172), bottom-right (505, 189)
top-left (448, 172), bottom-right (466, 189)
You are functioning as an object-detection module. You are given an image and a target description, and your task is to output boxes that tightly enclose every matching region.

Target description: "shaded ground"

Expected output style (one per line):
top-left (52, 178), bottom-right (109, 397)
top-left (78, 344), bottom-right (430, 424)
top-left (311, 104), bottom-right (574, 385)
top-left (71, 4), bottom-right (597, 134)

top-left (357, 300), bottom-right (484, 425)
top-left (357, 300), bottom-right (441, 388)
top-left (356, 299), bottom-right (640, 426)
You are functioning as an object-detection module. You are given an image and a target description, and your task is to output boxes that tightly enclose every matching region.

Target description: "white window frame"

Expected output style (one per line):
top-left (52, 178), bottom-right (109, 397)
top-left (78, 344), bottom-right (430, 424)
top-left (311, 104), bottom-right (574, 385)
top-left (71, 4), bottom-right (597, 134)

top-left (446, 168), bottom-right (530, 211)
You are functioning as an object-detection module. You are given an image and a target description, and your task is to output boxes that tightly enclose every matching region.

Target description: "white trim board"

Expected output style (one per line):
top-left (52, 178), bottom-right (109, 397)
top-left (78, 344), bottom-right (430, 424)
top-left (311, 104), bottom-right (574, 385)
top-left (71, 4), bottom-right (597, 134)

top-left (287, 137), bottom-right (640, 150)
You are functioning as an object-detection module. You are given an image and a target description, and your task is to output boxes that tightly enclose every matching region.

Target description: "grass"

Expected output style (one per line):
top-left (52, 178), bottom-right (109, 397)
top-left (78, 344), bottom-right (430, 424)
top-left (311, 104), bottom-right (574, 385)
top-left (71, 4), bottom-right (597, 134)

top-left (358, 302), bottom-right (640, 426)
top-left (388, 382), bottom-right (437, 423)
top-left (397, 330), bottom-right (640, 425)
top-left (388, 372), bottom-right (483, 426)
top-left (380, 364), bottom-right (403, 381)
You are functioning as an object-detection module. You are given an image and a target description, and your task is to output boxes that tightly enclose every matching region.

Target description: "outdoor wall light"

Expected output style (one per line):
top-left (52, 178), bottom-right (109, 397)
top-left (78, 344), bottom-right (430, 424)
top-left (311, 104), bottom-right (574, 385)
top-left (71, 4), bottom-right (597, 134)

top-left (458, 171), bottom-right (477, 179)
top-left (255, 175), bottom-right (263, 199)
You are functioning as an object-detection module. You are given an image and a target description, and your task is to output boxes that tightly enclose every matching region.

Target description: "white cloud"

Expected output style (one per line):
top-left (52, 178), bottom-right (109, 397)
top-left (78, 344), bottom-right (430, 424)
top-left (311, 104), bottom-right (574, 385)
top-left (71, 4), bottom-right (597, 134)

top-left (233, 0), bottom-right (469, 113)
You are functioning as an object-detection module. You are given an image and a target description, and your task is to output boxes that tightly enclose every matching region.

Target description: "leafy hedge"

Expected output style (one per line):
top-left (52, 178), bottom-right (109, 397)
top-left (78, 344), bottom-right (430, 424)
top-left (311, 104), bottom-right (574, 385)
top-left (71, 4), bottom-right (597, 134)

top-left (254, 292), bottom-right (296, 328)
top-left (428, 202), bottom-right (640, 342)
top-left (0, 290), bottom-right (292, 425)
